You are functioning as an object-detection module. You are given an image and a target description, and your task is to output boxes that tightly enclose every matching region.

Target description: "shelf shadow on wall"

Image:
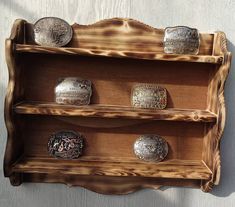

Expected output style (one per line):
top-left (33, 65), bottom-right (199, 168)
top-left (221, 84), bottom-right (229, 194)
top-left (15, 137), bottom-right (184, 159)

top-left (211, 39), bottom-right (235, 197)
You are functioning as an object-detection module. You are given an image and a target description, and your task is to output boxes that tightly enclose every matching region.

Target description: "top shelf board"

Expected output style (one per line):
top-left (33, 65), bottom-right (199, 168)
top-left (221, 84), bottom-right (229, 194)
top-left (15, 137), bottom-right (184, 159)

top-left (15, 44), bottom-right (223, 64)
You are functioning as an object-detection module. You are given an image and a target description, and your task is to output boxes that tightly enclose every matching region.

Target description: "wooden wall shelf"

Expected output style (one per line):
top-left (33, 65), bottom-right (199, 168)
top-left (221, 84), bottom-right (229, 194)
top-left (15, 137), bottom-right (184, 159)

top-left (4, 18), bottom-right (231, 194)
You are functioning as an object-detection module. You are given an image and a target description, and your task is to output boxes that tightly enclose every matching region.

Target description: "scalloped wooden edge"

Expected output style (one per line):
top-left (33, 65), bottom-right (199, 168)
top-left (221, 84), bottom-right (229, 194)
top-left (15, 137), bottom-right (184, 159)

top-left (201, 31), bottom-right (232, 192)
top-left (4, 19), bottom-right (26, 181)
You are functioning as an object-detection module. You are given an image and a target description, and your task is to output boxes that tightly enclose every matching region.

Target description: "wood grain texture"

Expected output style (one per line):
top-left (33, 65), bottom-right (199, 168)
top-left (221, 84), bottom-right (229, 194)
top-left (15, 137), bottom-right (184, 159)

top-left (24, 18), bottom-right (215, 55)
top-left (15, 44), bottom-right (223, 64)
top-left (12, 157), bottom-right (211, 180)
top-left (201, 32), bottom-right (232, 192)
top-left (14, 101), bottom-right (217, 122)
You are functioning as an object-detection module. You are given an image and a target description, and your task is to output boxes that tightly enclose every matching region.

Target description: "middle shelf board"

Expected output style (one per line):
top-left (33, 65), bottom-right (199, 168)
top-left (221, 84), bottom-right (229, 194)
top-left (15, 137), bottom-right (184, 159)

top-left (12, 157), bottom-right (212, 180)
top-left (15, 44), bottom-right (223, 64)
top-left (14, 101), bottom-right (217, 122)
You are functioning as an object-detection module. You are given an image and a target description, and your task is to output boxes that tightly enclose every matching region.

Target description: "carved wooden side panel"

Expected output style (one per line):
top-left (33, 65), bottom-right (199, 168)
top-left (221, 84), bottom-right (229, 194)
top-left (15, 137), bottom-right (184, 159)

top-left (4, 19), bottom-right (26, 185)
top-left (202, 32), bottom-right (232, 191)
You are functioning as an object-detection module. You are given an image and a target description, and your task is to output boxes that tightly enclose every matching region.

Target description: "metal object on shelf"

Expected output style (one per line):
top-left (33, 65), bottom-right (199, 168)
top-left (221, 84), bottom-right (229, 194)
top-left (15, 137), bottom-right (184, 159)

top-left (131, 84), bottom-right (167, 109)
top-left (48, 131), bottom-right (84, 159)
top-left (134, 135), bottom-right (168, 162)
top-left (164, 26), bottom-right (200, 54)
top-left (33, 17), bottom-right (73, 47)
top-left (55, 77), bottom-right (92, 105)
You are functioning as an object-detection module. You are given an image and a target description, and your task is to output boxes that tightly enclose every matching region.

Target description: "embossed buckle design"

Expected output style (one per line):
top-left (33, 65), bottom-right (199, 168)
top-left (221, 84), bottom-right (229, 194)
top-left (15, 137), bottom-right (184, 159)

top-left (134, 135), bottom-right (168, 162)
top-left (55, 77), bottom-right (92, 105)
top-left (34, 17), bottom-right (73, 47)
top-left (48, 131), bottom-right (84, 159)
top-left (164, 26), bottom-right (200, 54)
top-left (131, 84), bottom-right (167, 109)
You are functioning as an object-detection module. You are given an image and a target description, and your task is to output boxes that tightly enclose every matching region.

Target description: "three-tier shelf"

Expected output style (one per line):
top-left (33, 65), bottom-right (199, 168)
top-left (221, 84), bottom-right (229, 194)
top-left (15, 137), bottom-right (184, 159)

top-left (4, 18), bottom-right (231, 194)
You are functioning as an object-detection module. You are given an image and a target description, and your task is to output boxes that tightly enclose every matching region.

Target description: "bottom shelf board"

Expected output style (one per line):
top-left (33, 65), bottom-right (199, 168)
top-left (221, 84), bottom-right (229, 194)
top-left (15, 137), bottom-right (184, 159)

top-left (12, 157), bottom-right (212, 180)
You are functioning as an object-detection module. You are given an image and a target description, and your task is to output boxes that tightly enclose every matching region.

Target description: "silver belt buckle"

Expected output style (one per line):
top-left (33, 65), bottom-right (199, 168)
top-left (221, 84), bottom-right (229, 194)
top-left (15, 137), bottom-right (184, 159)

top-left (34, 17), bottom-right (73, 47)
top-left (48, 131), bottom-right (84, 159)
top-left (164, 26), bottom-right (200, 54)
top-left (134, 135), bottom-right (168, 162)
top-left (55, 77), bottom-right (92, 105)
top-left (131, 84), bottom-right (167, 109)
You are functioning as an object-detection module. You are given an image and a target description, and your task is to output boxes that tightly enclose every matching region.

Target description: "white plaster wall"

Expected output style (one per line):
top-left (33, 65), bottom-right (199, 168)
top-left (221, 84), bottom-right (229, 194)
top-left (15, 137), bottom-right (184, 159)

top-left (0, 0), bottom-right (235, 206)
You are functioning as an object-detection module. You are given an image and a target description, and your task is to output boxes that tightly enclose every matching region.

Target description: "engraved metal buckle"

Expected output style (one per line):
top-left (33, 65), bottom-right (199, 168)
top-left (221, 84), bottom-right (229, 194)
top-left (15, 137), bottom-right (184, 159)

top-left (55, 77), bottom-right (92, 105)
top-left (131, 84), bottom-right (167, 109)
top-left (33, 17), bottom-right (73, 47)
top-left (164, 26), bottom-right (200, 54)
top-left (48, 131), bottom-right (84, 159)
top-left (134, 135), bottom-right (168, 162)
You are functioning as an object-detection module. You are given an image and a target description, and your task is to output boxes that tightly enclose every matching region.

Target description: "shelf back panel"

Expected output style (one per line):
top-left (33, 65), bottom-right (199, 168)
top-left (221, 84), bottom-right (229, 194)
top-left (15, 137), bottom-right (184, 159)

top-left (21, 115), bottom-right (204, 161)
top-left (20, 53), bottom-right (214, 109)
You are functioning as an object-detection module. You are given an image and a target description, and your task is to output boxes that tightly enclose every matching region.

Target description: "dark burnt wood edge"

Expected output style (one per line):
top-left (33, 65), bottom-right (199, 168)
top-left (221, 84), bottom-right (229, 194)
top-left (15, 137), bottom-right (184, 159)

top-left (4, 19), bottom-right (26, 185)
top-left (201, 32), bottom-right (232, 192)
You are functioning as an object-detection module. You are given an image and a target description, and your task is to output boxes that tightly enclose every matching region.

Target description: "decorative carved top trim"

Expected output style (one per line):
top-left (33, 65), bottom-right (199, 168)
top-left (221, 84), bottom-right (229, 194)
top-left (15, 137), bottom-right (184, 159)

top-left (21, 17), bottom-right (215, 55)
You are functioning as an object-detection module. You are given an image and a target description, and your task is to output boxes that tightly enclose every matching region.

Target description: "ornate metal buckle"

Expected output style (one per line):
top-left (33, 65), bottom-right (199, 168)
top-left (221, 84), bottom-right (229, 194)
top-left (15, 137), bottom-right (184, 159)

top-left (48, 131), bottom-right (84, 159)
top-left (164, 26), bottom-right (200, 54)
top-left (134, 135), bottom-right (168, 162)
top-left (55, 77), bottom-right (92, 105)
top-left (34, 17), bottom-right (73, 47)
top-left (131, 84), bottom-right (167, 109)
